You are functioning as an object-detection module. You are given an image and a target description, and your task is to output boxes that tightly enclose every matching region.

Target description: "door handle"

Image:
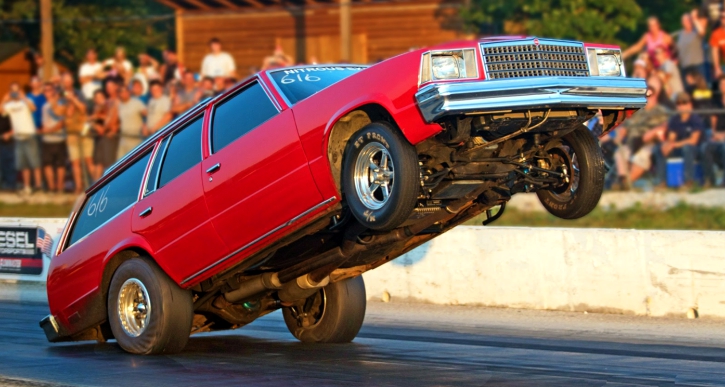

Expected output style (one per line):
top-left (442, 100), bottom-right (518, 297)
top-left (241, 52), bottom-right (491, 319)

top-left (139, 207), bottom-right (153, 217)
top-left (206, 163), bottom-right (221, 174)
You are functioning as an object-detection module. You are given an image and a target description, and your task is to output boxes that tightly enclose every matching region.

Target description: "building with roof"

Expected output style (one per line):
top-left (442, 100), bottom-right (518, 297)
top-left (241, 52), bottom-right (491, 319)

top-left (156, 0), bottom-right (467, 76)
top-left (0, 43), bottom-right (32, 95)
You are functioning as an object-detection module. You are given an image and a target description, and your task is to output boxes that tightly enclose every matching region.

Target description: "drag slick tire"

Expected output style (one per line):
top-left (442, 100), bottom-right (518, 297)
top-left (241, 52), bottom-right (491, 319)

top-left (342, 121), bottom-right (419, 231)
top-left (282, 276), bottom-right (366, 343)
top-left (536, 125), bottom-right (605, 219)
top-left (107, 257), bottom-right (193, 355)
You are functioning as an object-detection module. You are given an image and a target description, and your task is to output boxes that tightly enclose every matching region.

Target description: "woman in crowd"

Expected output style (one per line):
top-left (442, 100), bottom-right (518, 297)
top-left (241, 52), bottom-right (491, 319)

top-left (623, 16), bottom-right (673, 68)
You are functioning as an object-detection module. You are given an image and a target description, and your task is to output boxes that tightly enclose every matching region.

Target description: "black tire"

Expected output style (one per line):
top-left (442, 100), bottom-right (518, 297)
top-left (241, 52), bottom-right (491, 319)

top-left (282, 276), bottom-right (366, 343)
top-left (342, 121), bottom-right (419, 230)
top-left (537, 125), bottom-right (605, 219)
top-left (107, 257), bottom-right (193, 355)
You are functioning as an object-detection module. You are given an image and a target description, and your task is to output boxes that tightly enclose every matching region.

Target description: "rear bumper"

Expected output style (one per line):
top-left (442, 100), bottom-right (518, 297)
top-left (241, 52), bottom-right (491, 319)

top-left (40, 314), bottom-right (63, 342)
top-left (415, 76), bottom-right (647, 123)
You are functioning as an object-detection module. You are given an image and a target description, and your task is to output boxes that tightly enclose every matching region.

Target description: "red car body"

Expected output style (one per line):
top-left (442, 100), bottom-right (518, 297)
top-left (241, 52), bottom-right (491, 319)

top-left (43, 37), bottom-right (646, 342)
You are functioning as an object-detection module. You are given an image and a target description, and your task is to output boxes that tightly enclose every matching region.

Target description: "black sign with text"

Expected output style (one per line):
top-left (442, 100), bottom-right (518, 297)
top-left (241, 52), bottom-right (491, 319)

top-left (0, 227), bottom-right (52, 275)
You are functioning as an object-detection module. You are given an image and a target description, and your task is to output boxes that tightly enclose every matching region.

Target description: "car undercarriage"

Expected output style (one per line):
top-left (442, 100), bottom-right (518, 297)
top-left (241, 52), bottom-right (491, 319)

top-left (184, 107), bottom-right (617, 336)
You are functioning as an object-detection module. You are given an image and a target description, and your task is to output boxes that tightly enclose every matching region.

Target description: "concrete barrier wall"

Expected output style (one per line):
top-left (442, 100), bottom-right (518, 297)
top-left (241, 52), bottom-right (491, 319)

top-left (363, 226), bottom-right (725, 318)
top-left (2, 217), bottom-right (724, 318)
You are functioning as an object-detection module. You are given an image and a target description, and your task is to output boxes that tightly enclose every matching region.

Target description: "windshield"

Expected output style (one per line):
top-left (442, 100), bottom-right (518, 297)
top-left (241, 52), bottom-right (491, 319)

top-left (269, 66), bottom-right (366, 105)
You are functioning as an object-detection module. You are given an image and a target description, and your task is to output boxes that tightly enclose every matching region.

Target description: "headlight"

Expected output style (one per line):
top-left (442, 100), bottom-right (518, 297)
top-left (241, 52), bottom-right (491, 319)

top-left (420, 49), bottom-right (478, 84)
top-left (431, 56), bottom-right (461, 79)
top-left (587, 48), bottom-right (625, 77)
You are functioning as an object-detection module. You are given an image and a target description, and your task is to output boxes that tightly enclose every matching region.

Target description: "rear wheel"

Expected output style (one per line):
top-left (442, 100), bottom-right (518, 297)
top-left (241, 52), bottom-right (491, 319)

top-left (282, 276), bottom-right (366, 343)
top-left (342, 122), bottom-right (419, 230)
top-left (107, 257), bottom-right (193, 355)
top-left (537, 125), bottom-right (605, 219)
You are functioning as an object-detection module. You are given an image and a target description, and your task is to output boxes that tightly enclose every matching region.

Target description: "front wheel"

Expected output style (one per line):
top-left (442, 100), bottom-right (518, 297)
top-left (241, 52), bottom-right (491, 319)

top-left (282, 276), bottom-right (366, 343)
top-left (342, 121), bottom-right (419, 230)
top-left (107, 257), bottom-right (193, 355)
top-left (536, 125), bottom-right (605, 219)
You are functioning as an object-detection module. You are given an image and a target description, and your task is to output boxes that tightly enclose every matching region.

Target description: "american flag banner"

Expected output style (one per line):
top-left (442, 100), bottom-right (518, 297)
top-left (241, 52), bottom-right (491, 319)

top-left (36, 228), bottom-right (53, 257)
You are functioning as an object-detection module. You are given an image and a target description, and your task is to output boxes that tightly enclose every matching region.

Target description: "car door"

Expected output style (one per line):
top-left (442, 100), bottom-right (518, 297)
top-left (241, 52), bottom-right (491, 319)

top-left (132, 114), bottom-right (229, 284)
top-left (201, 80), bottom-right (323, 261)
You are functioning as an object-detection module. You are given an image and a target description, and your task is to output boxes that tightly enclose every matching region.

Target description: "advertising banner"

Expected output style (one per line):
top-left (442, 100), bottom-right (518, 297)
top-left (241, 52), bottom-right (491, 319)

top-left (0, 218), bottom-right (67, 282)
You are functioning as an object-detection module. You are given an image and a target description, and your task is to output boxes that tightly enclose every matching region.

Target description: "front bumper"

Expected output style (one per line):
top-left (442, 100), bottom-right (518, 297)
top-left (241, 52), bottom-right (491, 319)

top-left (415, 76), bottom-right (647, 123)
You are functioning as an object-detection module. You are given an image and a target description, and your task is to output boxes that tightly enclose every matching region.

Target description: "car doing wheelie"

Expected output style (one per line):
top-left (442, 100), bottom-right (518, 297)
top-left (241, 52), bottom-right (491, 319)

top-left (41, 37), bottom-right (646, 354)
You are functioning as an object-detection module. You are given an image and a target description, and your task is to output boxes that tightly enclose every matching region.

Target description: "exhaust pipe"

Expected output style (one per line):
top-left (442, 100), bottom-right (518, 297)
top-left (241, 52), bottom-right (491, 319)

top-left (223, 272), bottom-right (282, 303)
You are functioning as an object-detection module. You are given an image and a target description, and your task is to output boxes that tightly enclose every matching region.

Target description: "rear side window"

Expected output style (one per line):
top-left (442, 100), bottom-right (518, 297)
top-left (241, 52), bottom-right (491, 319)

top-left (211, 82), bottom-right (277, 153)
top-left (158, 116), bottom-right (203, 188)
top-left (69, 152), bottom-right (151, 246)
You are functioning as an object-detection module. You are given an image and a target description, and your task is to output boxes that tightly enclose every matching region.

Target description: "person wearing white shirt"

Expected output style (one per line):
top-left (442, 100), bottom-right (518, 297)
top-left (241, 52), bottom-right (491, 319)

top-left (78, 48), bottom-right (104, 101)
top-left (201, 38), bottom-right (236, 79)
top-left (1, 83), bottom-right (42, 194)
top-left (104, 47), bottom-right (133, 84)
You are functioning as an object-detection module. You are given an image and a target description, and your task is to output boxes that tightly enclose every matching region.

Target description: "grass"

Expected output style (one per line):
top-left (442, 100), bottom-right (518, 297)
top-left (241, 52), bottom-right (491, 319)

top-left (0, 203), bottom-right (74, 218)
top-left (0, 201), bottom-right (723, 231)
top-left (464, 202), bottom-right (725, 230)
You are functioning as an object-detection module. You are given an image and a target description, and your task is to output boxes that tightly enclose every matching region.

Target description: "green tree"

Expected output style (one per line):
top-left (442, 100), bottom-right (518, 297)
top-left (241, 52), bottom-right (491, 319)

top-left (461, 0), bottom-right (643, 45)
top-left (0, 0), bottom-right (173, 70)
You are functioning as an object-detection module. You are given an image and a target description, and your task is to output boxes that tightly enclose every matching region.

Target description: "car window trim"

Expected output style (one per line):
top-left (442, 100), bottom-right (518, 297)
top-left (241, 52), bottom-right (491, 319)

top-left (207, 79), bottom-right (280, 156)
top-left (65, 151), bottom-right (152, 250)
top-left (142, 137), bottom-right (169, 198)
top-left (266, 64), bottom-right (369, 106)
top-left (152, 112), bottom-right (205, 192)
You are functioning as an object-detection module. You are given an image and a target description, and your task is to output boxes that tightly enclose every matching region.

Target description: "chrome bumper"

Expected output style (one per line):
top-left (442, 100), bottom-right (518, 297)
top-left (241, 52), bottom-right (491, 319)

top-left (415, 76), bottom-right (647, 123)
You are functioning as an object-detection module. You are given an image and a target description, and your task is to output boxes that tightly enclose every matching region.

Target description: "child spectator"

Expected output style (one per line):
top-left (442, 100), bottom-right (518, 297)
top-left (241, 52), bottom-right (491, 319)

top-left (655, 47), bottom-right (684, 99)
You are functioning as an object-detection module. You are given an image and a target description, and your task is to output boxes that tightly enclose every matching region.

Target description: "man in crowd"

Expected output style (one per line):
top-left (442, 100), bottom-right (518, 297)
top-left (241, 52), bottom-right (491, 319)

top-left (677, 10), bottom-right (707, 80)
top-left (38, 83), bottom-right (67, 193)
top-left (116, 86), bottom-right (146, 160)
top-left (711, 12), bottom-right (725, 79)
top-left (654, 92), bottom-right (704, 189)
top-left (160, 50), bottom-right (183, 85)
top-left (26, 76), bottom-right (45, 130)
top-left (172, 71), bottom-right (201, 115)
top-left (35, 52), bottom-right (60, 83)
top-left (702, 77), bottom-right (725, 187)
top-left (145, 80), bottom-right (172, 136)
top-left (618, 76), bottom-right (671, 187)
top-left (78, 48), bottom-right (104, 104)
top-left (61, 72), bottom-right (93, 194)
top-left (131, 78), bottom-right (149, 105)
top-left (0, 103), bottom-right (14, 191)
top-left (201, 38), bottom-right (236, 79)
top-left (1, 83), bottom-right (41, 195)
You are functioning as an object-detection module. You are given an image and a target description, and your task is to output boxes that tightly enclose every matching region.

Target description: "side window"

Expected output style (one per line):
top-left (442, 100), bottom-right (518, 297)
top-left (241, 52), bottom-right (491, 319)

top-left (143, 137), bottom-right (169, 197)
top-left (211, 82), bottom-right (278, 153)
top-left (69, 152), bottom-right (151, 246)
top-left (158, 116), bottom-right (204, 188)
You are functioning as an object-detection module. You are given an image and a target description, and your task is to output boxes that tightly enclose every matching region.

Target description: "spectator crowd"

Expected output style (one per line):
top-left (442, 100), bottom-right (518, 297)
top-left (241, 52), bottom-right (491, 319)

top-left (598, 8), bottom-right (725, 190)
top-left (0, 37), bottom-right (293, 196)
top-left (3, 11), bottom-right (725, 196)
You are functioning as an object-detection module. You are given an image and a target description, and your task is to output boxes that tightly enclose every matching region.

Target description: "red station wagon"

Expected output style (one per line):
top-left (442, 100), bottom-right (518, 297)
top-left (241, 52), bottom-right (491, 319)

top-left (42, 37), bottom-right (646, 354)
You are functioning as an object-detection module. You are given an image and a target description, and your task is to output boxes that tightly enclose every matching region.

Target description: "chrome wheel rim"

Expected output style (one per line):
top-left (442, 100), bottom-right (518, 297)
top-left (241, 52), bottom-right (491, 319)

top-left (354, 142), bottom-right (394, 210)
top-left (550, 145), bottom-right (580, 200)
top-left (117, 278), bottom-right (151, 337)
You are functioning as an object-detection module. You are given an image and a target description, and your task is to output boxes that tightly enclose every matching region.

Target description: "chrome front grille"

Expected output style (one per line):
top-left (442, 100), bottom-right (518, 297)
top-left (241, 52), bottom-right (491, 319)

top-left (481, 41), bottom-right (589, 79)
